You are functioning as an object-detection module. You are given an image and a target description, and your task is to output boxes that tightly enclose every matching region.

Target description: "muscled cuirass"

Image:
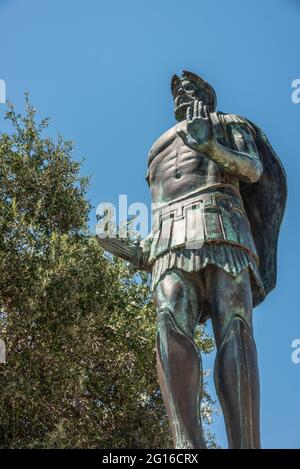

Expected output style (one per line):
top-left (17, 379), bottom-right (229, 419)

top-left (147, 120), bottom-right (258, 262)
top-left (146, 121), bottom-right (240, 204)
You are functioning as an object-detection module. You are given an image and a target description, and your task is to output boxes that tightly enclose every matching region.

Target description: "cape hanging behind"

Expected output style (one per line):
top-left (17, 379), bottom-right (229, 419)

top-left (218, 112), bottom-right (287, 306)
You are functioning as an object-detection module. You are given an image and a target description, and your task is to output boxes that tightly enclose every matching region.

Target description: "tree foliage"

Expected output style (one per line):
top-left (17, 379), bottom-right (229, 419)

top-left (0, 97), bottom-right (216, 448)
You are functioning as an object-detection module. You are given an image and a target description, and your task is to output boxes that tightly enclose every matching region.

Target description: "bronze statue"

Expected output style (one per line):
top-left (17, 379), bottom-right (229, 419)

top-left (97, 71), bottom-right (287, 449)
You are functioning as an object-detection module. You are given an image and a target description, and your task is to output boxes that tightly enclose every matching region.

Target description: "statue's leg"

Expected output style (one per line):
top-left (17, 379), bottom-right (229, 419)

top-left (153, 269), bottom-right (206, 449)
top-left (206, 265), bottom-right (260, 449)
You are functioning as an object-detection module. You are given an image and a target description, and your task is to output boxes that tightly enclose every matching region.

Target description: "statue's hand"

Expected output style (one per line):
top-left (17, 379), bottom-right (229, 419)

top-left (177, 100), bottom-right (214, 152)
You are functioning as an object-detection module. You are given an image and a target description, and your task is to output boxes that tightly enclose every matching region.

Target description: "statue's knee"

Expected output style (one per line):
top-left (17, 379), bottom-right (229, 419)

top-left (155, 271), bottom-right (199, 341)
top-left (156, 307), bottom-right (201, 366)
top-left (218, 314), bottom-right (256, 354)
top-left (156, 306), bottom-right (193, 341)
top-left (157, 306), bottom-right (181, 334)
top-left (229, 313), bottom-right (251, 331)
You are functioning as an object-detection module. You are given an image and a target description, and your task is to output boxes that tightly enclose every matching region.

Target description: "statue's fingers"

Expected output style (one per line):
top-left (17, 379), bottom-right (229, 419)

top-left (203, 105), bottom-right (209, 119)
top-left (198, 100), bottom-right (204, 118)
top-left (177, 129), bottom-right (188, 144)
top-left (186, 105), bottom-right (192, 121)
top-left (193, 99), bottom-right (198, 118)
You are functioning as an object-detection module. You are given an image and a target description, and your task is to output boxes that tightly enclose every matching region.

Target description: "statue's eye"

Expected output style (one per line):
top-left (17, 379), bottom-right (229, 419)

top-left (184, 85), bottom-right (195, 92)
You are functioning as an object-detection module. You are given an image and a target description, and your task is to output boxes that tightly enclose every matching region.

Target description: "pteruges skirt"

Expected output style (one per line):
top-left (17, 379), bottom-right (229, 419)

top-left (150, 242), bottom-right (265, 298)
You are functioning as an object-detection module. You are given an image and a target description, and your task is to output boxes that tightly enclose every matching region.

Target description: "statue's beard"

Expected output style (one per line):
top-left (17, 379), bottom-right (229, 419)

top-left (174, 95), bottom-right (193, 121)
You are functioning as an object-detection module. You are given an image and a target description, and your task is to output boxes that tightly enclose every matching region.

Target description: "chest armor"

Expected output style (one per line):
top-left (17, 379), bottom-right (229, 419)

top-left (147, 114), bottom-right (258, 262)
top-left (146, 115), bottom-right (243, 194)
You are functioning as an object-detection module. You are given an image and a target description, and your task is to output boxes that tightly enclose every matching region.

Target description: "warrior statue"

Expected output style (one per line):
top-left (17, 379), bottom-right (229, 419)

top-left (96, 71), bottom-right (287, 449)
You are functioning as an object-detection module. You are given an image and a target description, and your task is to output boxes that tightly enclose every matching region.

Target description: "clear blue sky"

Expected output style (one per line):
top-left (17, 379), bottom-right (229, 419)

top-left (0, 0), bottom-right (299, 449)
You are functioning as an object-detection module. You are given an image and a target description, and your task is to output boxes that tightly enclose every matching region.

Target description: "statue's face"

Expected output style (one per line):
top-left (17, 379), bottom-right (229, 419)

top-left (174, 78), bottom-right (207, 122)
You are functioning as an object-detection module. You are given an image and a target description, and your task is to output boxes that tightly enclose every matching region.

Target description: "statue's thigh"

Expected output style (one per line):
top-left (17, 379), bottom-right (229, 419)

top-left (153, 269), bottom-right (204, 338)
top-left (205, 265), bottom-right (253, 347)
